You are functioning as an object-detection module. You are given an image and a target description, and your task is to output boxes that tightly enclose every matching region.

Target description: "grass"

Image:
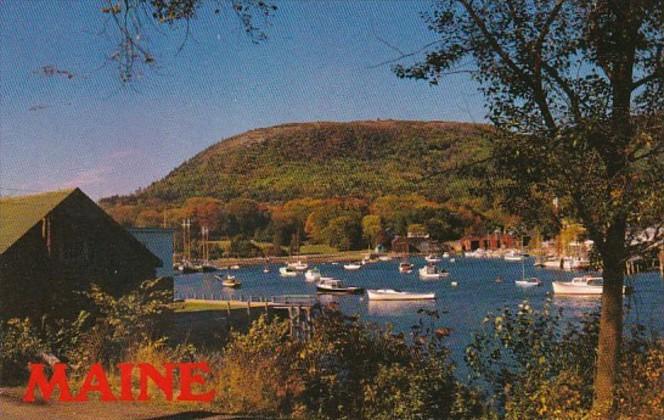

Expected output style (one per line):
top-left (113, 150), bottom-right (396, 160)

top-left (299, 244), bottom-right (339, 254)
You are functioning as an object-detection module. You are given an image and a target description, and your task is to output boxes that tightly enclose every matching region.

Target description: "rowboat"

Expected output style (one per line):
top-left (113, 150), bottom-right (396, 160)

top-left (418, 264), bottom-right (449, 280)
top-left (366, 289), bottom-right (436, 301)
top-left (279, 266), bottom-right (299, 277)
top-left (316, 277), bottom-right (363, 294)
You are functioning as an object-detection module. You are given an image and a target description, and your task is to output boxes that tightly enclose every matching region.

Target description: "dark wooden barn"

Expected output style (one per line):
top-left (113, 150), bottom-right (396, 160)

top-left (0, 188), bottom-right (162, 320)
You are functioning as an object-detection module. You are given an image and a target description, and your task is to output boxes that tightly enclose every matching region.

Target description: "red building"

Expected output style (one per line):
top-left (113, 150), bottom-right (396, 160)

top-left (459, 233), bottom-right (516, 251)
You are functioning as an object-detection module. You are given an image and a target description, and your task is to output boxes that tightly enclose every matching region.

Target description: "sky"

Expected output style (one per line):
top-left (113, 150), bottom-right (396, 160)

top-left (0, 1), bottom-right (485, 200)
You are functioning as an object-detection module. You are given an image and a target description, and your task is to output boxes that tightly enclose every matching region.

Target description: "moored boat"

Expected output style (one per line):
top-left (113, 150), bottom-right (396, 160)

top-left (287, 260), bottom-right (308, 271)
top-left (343, 262), bottom-right (362, 270)
top-left (216, 274), bottom-right (241, 288)
top-left (305, 267), bottom-right (321, 282)
top-left (552, 276), bottom-right (623, 295)
top-left (515, 277), bottom-right (542, 288)
top-left (503, 251), bottom-right (524, 262)
top-left (398, 262), bottom-right (414, 273)
top-left (425, 254), bottom-right (442, 263)
top-left (279, 266), bottom-right (299, 277)
top-left (418, 264), bottom-right (449, 280)
top-left (316, 277), bottom-right (363, 294)
top-left (378, 255), bottom-right (392, 261)
top-left (366, 289), bottom-right (436, 301)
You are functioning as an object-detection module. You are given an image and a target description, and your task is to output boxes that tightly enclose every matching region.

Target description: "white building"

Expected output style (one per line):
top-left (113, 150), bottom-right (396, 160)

top-left (128, 228), bottom-right (175, 278)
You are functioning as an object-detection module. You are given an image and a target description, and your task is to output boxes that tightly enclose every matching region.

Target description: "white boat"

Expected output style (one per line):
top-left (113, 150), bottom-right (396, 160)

top-left (263, 268), bottom-right (270, 273)
top-left (343, 262), bottom-right (362, 271)
top-left (442, 252), bottom-right (450, 258)
top-left (279, 266), bottom-right (299, 277)
top-left (515, 277), bottom-right (542, 288)
top-left (287, 260), bottom-right (308, 271)
top-left (316, 277), bottom-right (363, 294)
top-left (398, 262), bottom-right (414, 273)
top-left (450, 281), bottom-right (458, 287)
top-left (216, 274), bottom-right (241, 288)
top-left (305, 267), bottom-right (321, 282)
top-left (366, 289), bottom-right (436, 301)
top-left (552, 276), bottom-right (623, 295)
top-left (465, 249), bottom-right (485, 258)
top-left (229, 264), bottom-right (241, 270)
top-left (425, 255), bottom-right (442, 263)
top-left (378, 255), bottom-right (392, 261)
top-left (449, 258), bottom-right (456, 263)
top-left (503, 251), bottom-right (524, 262)
top-left (418, 264), bottom-right (449, 280)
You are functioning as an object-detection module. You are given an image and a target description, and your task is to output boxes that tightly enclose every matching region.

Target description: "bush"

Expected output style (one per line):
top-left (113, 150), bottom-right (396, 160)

top-left (465, 298), bottom-right (664, 418)
top-left (228, 235), bottom-right (262, 258)
top-left (213, 315), bottom-right (302, 415)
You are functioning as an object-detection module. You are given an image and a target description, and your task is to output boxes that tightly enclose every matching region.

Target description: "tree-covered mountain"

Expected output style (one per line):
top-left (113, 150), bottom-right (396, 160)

top-left (100, 120), bottom-right (524, 254)
top-left (104, 120), bottom-right (495, 205)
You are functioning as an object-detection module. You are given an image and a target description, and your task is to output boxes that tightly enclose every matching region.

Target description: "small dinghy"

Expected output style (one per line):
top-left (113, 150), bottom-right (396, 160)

top-left (316, 277), bottom-right (363, 294)
top-left (515, 277), bottom-right (542, 288)
top-left (442, 252), bottom-right (450, 258)
top-left (367, 289), bottom-right (436, 301)
top-left (216, 274), bottom-right (241, 288)
top-left (418, 264), bottom-right (449, 280)
top-left (425, 255), bottom-right (442, 263)
top-left (343, 262), bottom-right (362, 271)
top-left (229, 264), bottom-right (241, 270)
top-left (305, 267), bottom-right (321, 282)
top-left (279, 266), bottom-right (299, 277)
top-left (378, 255), bottom-right (392, 261)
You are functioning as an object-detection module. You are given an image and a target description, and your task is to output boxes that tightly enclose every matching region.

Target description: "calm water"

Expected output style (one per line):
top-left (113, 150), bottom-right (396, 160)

top-left (175, 257), bottom-right (664, 365)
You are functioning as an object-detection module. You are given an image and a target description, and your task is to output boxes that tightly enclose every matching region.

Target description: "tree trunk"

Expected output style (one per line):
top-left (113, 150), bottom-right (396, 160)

top-left (592, 218), bottom-right (626, 416)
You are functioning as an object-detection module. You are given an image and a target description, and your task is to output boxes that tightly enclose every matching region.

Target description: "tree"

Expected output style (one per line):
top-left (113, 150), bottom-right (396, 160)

top-left (395, 1), bottom-right (664, 414)
top-left (322, 216), bottom-right (363, 251)
top-left (361, 215), bottom-right (383, 248)
top-left (97, 0), bottom-right (277, 83)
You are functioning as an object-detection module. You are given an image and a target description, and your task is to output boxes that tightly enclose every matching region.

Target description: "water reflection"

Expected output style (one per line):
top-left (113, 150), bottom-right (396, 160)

top-left (367, 300), bottom-right (437, 316)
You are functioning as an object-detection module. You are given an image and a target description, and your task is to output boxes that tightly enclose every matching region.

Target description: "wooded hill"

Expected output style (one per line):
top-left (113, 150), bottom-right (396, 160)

top-left (100, 120), bottom-right (518, 253)
top-left (104, 120), bottom-right (495, 206)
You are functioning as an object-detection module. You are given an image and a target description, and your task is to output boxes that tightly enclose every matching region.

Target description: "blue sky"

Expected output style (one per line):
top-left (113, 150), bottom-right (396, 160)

top-left (0, 1), bottom-right (484, 199)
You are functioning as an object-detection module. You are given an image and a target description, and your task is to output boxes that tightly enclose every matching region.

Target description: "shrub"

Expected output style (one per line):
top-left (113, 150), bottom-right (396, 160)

top-left (213, 315), bottom-right (302, 415)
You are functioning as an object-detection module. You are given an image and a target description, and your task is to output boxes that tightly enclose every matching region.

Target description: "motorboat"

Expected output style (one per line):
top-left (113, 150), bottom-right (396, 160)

top-left (279, 266), bottom-right (299, 277)
top-left (450, 281), bottom-right (458, 287)
top-left (425, 254), bottom-right (442, 263)
top-left (263, 267), bottom-right (270, 273)
top-left (515, 277), bottom-right (542, 288)
top-left (398, 262), bottom-right (414, 273)
top-left (287, 260), bottom-right (308, 271)
top-left (442, 252), bottom-right (450, 258)
top-left (449, 258), bottom-right (456, 263)
top-left (418, 264), bottom-right (449, 280)
top-left (305, 267), bottom-right (321, 282)
top-left (343, 262), bottom-right (362, 270)
top-left (503, 251), bottom-right (524, 262)
top-left (378, 255), bottom-right (392, 261)
top-left (465, 249), bottom-right (485, 258)
top-left (216, 274), bottom-right (241, 288)
top-left (552, 276), bottom-right (623, 295)
top-left (366, 289), bottom-right (436, 301)
top-left (229, 264), bottom-right (241, 270)
top-left (316, 277), bottom-right (363, 294)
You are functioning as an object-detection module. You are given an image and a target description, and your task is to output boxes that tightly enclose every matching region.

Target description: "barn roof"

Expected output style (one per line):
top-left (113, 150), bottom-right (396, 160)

top-left (0, 189), bottom-right (161, 267)
top-left (0, 189), bottom-right (76, 254)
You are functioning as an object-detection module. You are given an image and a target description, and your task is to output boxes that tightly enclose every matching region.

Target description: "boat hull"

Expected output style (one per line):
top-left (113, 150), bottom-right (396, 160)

top-left (367, 289), bottom-right (436, 301)
top-left (316, 285), bottom-right (363, 294)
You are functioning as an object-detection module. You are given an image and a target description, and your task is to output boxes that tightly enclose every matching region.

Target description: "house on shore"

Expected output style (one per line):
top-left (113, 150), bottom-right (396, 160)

top-left (0, 188), bottom-right (162, 320)
top-left (457, 233), bottom-right (516, 252)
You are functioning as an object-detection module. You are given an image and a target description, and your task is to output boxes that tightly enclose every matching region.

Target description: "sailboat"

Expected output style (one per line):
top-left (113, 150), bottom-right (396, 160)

top-left (515, 257), bottom-right (541, 287)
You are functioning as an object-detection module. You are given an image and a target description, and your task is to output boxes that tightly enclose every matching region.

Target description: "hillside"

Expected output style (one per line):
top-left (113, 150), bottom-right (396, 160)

top-left (106, 120), bottom-right (494, 206)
